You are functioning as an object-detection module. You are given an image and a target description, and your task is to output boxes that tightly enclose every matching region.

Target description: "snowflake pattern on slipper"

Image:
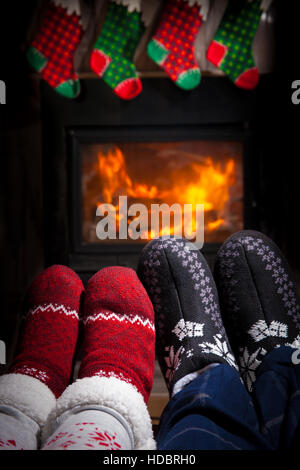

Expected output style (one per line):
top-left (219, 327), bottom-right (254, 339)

top-left (214, 230), bottom-right (300, 392)
top-left (137, 237), bottom-right (238, 396)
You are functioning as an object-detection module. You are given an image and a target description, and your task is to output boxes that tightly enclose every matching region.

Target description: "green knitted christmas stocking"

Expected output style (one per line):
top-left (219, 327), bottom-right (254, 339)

top-left (206, 0), bottom-right (261, 90)
top-left (90, 1), bottom-right (145, 100)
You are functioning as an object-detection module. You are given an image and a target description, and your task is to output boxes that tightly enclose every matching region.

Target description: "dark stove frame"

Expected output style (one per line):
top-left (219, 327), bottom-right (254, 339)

top-left (69, 124), bottom-right (254, 255)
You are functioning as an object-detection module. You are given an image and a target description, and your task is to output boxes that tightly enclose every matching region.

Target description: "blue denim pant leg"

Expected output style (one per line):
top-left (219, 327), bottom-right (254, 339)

top-left (251, 345), bottom-right (300, 449)
top-left (156, 363), bottom-right (271, 450)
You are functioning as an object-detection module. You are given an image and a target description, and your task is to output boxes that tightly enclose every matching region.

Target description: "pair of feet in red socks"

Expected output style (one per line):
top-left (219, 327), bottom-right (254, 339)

top-left (8, 265), bottom-right (155, 405)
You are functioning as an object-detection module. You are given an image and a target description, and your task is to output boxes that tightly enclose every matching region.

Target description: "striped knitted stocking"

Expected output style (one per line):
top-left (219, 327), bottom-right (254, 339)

top-left (0, 265), bottom-right (84, 449)
top-left (42, 267), bottom-right (156, 450)
top-left (8, 265), bottom-right (84, 398)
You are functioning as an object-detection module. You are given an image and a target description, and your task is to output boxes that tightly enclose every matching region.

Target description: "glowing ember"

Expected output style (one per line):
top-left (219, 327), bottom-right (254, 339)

top-left (95, 146), bottom-right (238, 241)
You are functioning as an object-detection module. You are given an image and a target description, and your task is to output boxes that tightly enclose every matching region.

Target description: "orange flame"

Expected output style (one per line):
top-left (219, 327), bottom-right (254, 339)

top-left (97, 147), bottom-right (236, 239)
top-left (98, 147), bottom-right (158, 202)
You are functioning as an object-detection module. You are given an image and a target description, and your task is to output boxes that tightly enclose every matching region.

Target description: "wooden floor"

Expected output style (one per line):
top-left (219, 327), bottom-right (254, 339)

top-left (147, 361), bottom-right (169, 430)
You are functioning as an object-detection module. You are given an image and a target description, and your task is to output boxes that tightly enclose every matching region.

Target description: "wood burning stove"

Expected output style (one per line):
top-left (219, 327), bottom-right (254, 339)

top-left (41, 77), bottom-right (260, 281)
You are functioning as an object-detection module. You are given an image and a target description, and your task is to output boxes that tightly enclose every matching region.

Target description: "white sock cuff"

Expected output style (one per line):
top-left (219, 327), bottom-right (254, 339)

top-left (42, 376), bottom-right (156, 450)
top-left (111, 0), bottom-right (142, 14)
top-left (0, 373), bottom-right (56, 427)
top-left (183, 0), bottom-right (210, 20)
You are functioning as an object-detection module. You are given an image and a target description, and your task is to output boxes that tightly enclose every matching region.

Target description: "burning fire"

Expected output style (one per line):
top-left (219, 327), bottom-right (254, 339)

top-left (96, 146), bottom-right (236, 240)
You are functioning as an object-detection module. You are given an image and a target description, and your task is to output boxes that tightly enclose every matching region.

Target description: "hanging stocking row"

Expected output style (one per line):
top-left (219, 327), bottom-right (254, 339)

top-left (26, 0), bottom-right (273, 99)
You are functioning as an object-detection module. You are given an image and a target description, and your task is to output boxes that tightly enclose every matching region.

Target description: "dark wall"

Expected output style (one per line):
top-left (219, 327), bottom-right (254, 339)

top-left (255, 3), bottom-right (300, 277)
top-left (0, 2), bottom-right (44, 364)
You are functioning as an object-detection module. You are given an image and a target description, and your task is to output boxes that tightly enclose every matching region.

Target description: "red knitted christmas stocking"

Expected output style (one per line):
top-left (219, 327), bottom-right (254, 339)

top-left (147, 0), bottom-right (203, 90)
top-left (78, 267), bottom-right (155, 404)
top-left (9, 265), bottom-right (84, 398)
top-left (26, 0), bottom-right (84, 98)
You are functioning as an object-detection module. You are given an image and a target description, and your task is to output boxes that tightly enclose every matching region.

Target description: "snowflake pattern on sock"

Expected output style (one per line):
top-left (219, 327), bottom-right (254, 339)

top-left (138, 237), bottom-right (238, 395)
top-left (164, 345), bottom-right (184, 385)
top-left (172, 319), bottom-right (204, 341)
top-left (215, 231), bottom-right (300, 392)
top-left (78, 266), bottom-right (155, 404)
top-left (248, 320), bottom-right (288, 343)
top-left (43, 424), bottom-right (122, 450)
top-left (8, 265), bottom-right (84, 398)
top-left (238, 346), bottom-right (267, 392)
top-left (10, 366), bottom-right (49, 384)
top-left (198, 334), bottom-right (237, 369)
top-left (0, 439), bottom-right (24, 450)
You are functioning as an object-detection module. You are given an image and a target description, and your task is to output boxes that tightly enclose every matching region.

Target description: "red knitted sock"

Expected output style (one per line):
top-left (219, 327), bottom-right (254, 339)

top-left (26, 1), bottom-right (84, 98)
top-left (147, 0), bottom-right (202, 90)
top-left (9, 265), bottom-right (84, 398)
top-left (78, 267), bottom-right (155, 404)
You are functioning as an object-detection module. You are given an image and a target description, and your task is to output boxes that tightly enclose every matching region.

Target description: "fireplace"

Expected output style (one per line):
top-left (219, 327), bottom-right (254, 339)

top-left (70, 127), bottom-right (244, 251)
top-left (41, 77), bottom-right (260, 280)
